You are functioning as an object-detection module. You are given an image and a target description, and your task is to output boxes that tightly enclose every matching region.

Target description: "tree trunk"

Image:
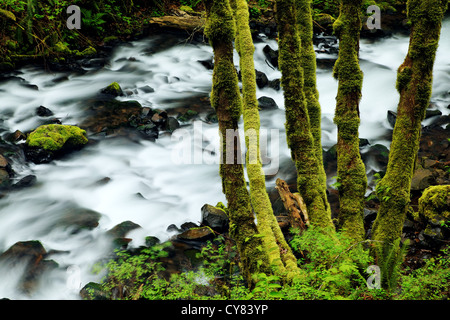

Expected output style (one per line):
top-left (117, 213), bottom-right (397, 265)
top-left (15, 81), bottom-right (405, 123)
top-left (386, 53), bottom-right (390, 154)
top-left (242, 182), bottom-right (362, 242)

top-left (275, 0), bottom-right (335, 233)
top-left (296, 0), bottom-right (327, 190)
top-left (231, 0), bottom-right (300, 281)
top-left (371, 0), bottom-right (448, 289)
top-left (203, 0), bottom-right (270, 286)
top-left (332, 0), bottom-right (367, 242)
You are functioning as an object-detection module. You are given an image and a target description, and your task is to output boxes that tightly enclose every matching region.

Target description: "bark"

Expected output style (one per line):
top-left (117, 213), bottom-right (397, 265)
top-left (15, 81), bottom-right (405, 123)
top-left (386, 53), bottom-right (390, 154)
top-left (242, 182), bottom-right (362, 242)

top-left (275, 0), bottom-right (335, 233)
top-left (230, 0), bottom-right (299, 281)
top-left (276, 178), bottom-right (309, 231)
top-left (332, 0), bottom-right (367, 242)
top-left (371, 0), bottom-right (447, 289)
top-left (204, 0), bottom-right (270, 286)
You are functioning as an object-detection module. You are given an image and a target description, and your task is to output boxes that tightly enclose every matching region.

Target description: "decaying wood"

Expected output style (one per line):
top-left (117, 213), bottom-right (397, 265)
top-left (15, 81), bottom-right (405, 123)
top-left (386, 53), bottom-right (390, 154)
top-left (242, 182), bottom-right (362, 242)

top-left (148, 10), bottom-right (205, 32)
top-left (275, 178), bottom-right (309, 232)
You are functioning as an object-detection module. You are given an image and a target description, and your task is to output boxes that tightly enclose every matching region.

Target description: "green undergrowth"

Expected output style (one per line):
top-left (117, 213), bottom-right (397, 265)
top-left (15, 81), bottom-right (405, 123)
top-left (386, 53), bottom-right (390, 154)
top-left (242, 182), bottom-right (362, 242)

top-left (0, 0), bottom-right (167, 68)
top-left (86, 227), bottom-right (450, 300)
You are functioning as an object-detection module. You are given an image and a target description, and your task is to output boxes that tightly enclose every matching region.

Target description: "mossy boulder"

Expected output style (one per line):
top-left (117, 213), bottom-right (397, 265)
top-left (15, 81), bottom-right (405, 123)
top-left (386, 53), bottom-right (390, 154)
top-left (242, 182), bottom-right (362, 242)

top-left (100, 82), bottom-right (123, 97)
top-left (25, 124), bottom-right (88, 163)
top-left (201, 203), bottom-right (229, 232)
top-left (418, 185), bottom-right (450, 222)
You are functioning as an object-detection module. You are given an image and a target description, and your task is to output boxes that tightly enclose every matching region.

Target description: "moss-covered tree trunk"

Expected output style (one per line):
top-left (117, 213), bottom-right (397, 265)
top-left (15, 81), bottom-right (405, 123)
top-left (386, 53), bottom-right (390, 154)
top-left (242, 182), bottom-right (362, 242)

top-left (203, 0), bottom-right (270, 286)
top-left (275, 0), bottom-right (335, 232)
top-left (231, 0), bottom-right (300, 281)
top-left (371, 0), bottom-right (447, 289)
top-left (332, 0), bottom-right (367, 242)
top-left (296, 0), bottom-right (327, 190)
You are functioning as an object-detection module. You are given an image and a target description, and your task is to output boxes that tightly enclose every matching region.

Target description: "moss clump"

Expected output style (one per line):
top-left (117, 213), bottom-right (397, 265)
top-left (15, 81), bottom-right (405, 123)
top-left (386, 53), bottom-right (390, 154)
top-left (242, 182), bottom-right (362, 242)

top-left (0, 9), bottom-right (16, 21)
top-left (75, 46), bottom-right (97, 57)
top-left (418, 185), bottom-right (450, 221)
top-left (101, 82), bottom-right (123, 97)
top-left (54, 41), bottom-right (72, 55)
top-left (26, 124), bottom-right (88, 151)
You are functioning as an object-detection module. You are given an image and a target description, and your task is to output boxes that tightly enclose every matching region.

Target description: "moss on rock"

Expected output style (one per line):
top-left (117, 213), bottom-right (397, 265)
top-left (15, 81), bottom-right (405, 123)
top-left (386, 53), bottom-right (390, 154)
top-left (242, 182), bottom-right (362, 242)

top-left (26, 124), bottom-right (88, 151)
top-left (418, 185), bottom-right (450, 221)
top-left (101, 82), bottom-right (123, 97)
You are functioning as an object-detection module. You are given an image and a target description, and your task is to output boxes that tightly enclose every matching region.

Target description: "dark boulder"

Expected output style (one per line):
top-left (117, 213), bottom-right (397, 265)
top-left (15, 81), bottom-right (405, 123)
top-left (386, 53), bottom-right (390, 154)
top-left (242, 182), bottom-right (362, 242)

top-left (201, 204), bottom-right (229, 233)
top-left (177, 226), bottom-right (215, 242)
top-left (0, 240), bottom-right (58, 294)
top-left (262, 44), bottom-right (278, 68)
top-left (36, 106), bottom-right (54, 117)
top-left (258, 96), bottom-right (278, 110)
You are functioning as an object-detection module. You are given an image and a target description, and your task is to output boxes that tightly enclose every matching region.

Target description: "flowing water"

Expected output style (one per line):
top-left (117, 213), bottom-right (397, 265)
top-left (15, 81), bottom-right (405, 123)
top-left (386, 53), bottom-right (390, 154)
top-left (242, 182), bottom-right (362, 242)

top-left (0, 18), bottom-right (449, 299)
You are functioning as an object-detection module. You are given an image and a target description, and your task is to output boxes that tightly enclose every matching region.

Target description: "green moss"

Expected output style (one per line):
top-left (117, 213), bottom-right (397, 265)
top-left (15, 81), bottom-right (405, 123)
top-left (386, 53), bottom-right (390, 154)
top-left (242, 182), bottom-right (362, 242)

top-left (26, 124), bottom-right (88, 151)
top-left (276, 0), bottom-right (334, 233)
top-left (206, 0), bottom-right (270, 286)
top-left (76, 46), bottom-right (97, 57)
top-left (232, 0), bottom-right (300, 281)
top-left (204, 0), bottom-right (237, 46)
top-left (418, 185), bottom-right (450, 221)
top-left (0, 9), bottom-right (16, 21)
top-left (180, 5), bottom-right (194, 12)
top-left (102, 82), bottom-right (123, 96)
top-left (54, 41), bottom-right (72, 55)
top-left (396, 65), bottom-right (412, 92)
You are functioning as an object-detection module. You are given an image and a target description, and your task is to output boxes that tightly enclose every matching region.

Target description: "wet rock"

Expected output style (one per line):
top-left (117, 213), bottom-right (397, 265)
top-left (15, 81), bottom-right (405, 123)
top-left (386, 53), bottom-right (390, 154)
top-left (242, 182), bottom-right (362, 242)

top-left (365, 144), bottom-right (390, 169)
top-left (177, 109), bottom-right (199, 122)
top-left (387, 110), bottom-right (397, 128)
top-left (177, 226), bottom-right (215, 242)
top-left (163, 117), bottom-right (180, 132)
top-left (411, 168), bottom-right (436, 191)
top-left (24, 124), bottom-right (88, 164)
top-left (11, 174), bottom-right (37, 190)
top-left (0, 240), bottom-right (58, 294)
top-left (268, 78), bottom-right (281, 91)
top-left (138, 85), bottom-right (155, 93)
top-left (262, 44), bottom-right (278, 68)
top-left (136, 123), bottom-right (159, 140)
top-left (198, 57), bottom-right (214, 70)
top-left (0, 169), bottom-right (10, 190)
top-left (80, 282), bottom-right (109, 300)
top-left (82, 99), bottom-right (142, 134)
top-left (255, 70), bottom-right (269, 88)
top-left (0, 155), bottom-right (13, 189)
top-left (56, 206), bottom-right (102, 233)
top-left (167, 224), bottom-right (180, 233)
top-left (145, 236), bottom-right (161, 247)
top-left (180, 222), bottom-right (199, 231)
top-left (100, 82), bottom-right (123, 97)
top-left (419, 124), bottom-right (450, 161)
top-left (36, 106), bottom-right (54, 117)
top-left (107, 220), bottom-right (142, 239)
top-left (9, 130), bottom-right (26, 143)
top-left (205, 111), bottom-right (218, 123)
top-left (201, 204), bottom-right (229, 233)
top-left (258, 96), bottom-right (278, 110)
